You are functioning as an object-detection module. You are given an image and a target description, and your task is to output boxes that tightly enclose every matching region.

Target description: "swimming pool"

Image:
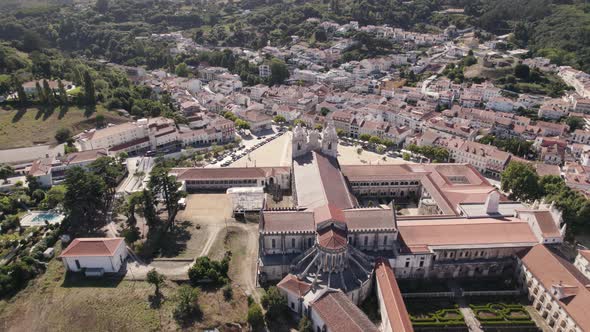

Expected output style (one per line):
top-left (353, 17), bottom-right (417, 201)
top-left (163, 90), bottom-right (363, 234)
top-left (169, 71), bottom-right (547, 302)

top-left (20, 211), bottom-right (65, 227)
top-left (31, 213), bottom-right (61, 223)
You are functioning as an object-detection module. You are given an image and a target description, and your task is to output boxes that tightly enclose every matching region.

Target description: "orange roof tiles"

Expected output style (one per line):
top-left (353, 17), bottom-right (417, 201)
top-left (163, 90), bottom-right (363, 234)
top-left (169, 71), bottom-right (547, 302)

top-left (398, 217), bottom-right (538, 251)
top-left (375, 259), bottom-right (414, 332)
top-left (520, 245), bottom-right (590, 330)
top-left (277, 274), bottom-right (311, 297)
top-left (59, 238), bottom-right (124, 257)
top-left (311, 290), bottom-right (379, 332)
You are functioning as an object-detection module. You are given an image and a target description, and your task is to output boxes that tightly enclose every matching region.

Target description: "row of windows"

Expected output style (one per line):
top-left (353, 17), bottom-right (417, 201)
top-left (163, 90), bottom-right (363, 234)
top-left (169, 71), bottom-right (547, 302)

top-left (270, 236), bottom-right (390, 249)
top-left (187, 179), bottom-right (257, 185)
top-left (351, 181), bottom-right (420, 186)
top-left (442, 250), bottom-right (487, 259)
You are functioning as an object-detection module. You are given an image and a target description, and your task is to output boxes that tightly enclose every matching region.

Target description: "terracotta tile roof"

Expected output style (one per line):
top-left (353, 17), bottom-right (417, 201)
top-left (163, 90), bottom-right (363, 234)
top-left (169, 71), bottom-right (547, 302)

top-left (531, 210), bottom-right (561, 238)
top-left (59, 238), bottom-right (124, 257)
top-left (293, 151), bottom-right (357, 210)
top-left (342, 208), bottom-right (396, 231)
top-left (311, 290), bottom-right (379, 332)
top-left (277, 274), bottom-right (311, 297)
top-left (317, 227), bottom-right (347, 250)
top-left (375, 259), bottom-right (414, 332)
top-left (61, 148), bottom-right (107, 165)
top-left (398, 217), bottom-right (538, 251)
top-left (313, 204), bottom-right (345, 224)
top-left (261, 210), bottom-right (315, 233)
top-left (519, 245), bottom-right (590, 330)
top-left (172, 167), bottom-right (290, 180)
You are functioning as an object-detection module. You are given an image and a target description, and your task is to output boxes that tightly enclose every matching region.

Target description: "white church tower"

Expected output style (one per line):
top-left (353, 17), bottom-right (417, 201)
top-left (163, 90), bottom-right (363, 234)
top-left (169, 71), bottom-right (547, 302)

top-left (292, 124), bottom-right (308, 158)
top-left (321, 121), bottom-right (338, 157)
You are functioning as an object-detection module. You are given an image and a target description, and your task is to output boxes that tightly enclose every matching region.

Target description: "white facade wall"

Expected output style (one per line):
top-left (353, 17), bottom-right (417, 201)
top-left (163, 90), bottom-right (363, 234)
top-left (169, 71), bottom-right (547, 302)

top-left (574, 254), bottom-right (590, 279)
top-left (62, 243), bottom-right (127, 273)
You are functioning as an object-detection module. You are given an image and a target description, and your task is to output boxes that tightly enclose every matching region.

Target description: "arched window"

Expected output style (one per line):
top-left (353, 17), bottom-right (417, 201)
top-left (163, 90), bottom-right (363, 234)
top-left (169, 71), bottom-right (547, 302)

top-left (328, 142), bottom-right (332, 150)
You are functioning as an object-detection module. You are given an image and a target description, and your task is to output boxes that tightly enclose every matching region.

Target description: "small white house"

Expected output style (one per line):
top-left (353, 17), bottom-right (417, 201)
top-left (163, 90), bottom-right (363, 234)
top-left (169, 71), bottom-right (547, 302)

top-left (59, 238), bottom-right (127, 275)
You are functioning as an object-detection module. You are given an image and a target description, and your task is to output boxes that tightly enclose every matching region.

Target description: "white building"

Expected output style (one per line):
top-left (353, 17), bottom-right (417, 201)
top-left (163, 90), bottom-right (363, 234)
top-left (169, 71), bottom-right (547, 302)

top-left (574, 250), bottom-right (590, 279)
top-left (59, 238), bottom-right (128, 275)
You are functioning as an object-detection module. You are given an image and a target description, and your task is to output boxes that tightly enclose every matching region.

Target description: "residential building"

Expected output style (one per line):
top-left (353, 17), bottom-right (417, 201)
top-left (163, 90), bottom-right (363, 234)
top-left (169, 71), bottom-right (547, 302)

top-left (59, 238), bottom-right (128, 276)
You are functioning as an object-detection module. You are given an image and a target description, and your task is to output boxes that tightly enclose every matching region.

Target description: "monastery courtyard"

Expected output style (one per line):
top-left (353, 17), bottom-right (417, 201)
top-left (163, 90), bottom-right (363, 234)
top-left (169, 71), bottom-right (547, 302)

top-left (230, 130), bottom-right (410, 167)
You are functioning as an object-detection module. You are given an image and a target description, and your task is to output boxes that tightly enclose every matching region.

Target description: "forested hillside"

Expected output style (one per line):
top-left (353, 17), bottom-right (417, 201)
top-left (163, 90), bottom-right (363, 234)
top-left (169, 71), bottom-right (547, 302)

top-left (468, 0), bottom-right (590, 71)
top-left (0, 0), bottom-right (588, 71)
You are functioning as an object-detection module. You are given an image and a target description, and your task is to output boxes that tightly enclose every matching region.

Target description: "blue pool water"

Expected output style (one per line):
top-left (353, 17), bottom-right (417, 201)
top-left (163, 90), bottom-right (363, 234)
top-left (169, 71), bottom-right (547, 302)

top-left (31, 213), bottom-right (61, 223)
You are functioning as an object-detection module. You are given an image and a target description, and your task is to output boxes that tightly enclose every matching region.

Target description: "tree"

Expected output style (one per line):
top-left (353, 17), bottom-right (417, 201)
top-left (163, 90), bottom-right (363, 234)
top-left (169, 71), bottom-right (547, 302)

top-left (188, 254), bottom-right (230, 285)
top-left (22, 30), bottom-right (43, 52)
top-left (55, 128), bottom-right (73, 144)
top-left (31, 189), bottom-right (46, 204)
top-left (175, 63), bottom-right (189, 77)
top-left (298, 316), bottom-right (313, 332)
top-left (35, 82), bottom-right (45, 104)
top-left (173, 285), bottom-right (200, 323)
top-left (57, 79), bottom-right (68, 105)
top-left (359, 133), bottom-right (372, 141)
top-left (369, 136), bottom-right (382, 145)
top-left (44, 185), bottom-right (66, 208)
top-left (514, 64), bottom-right (530, 80)
top-left (0, 164), bottom-right (15, 183)
top-left (149, 166), bottom-right (185, 227)
top-left (88, 157), bottom-right (125, 209)
top-left (83, 71), bottom-right (96, 105)
top-left (320, 107), bottom-right (330, 116)
top-left (269, 59), bottom-right (290, 86)
top-left (63, 167), bottom-right (107, 233)
top-left (95, 0), bottom-right (109, 13)
top-left (16, 84), bottom-right (27, 104)
top-left (142, 189), bottom-right (158, 228)
top-left (234, 119), bottom-right (251, 130)
top-left (501, 161), bottom-right (540, 202)
top-left (42, 80), bottom-right (54, 105)
top-left (566, 116), bottom-right (584, 132)
top-left (94, 114), bottom-right (106, 128)
top-left (273, 115), bottom-right (286, 124)
top-left (247, 303), bottom-right (265, 331)
top-left (147, 269), bottom-right (165, 295)
top-left (261, 286), bottom-right (288, 321)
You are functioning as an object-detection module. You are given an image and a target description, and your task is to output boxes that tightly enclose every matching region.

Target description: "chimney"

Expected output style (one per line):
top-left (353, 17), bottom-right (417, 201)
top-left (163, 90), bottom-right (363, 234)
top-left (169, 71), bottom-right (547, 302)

top-left (484, 191), bottom-right (500, 215)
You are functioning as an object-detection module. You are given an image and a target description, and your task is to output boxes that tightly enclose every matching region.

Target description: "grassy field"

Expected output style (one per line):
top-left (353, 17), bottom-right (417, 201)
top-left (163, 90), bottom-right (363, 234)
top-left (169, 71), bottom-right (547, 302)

top-left (0, 240), bottom-right (250, 331)
top-left (0, 106), bottom-right (129, 149)
top-left (0, 245), bottom-right (177, 332)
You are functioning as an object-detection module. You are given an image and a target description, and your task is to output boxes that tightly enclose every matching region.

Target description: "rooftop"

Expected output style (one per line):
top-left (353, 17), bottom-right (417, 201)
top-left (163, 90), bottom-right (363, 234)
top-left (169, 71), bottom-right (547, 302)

top-left (59, 238), bottom-right (124, 258)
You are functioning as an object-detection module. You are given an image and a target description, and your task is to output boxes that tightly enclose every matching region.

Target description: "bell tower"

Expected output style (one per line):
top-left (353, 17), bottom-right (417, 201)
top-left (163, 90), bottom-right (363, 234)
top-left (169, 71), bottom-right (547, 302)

top-left (321, 121), bottom-right (338, 157)
top-left (292, 124), bottom-right (308, 158)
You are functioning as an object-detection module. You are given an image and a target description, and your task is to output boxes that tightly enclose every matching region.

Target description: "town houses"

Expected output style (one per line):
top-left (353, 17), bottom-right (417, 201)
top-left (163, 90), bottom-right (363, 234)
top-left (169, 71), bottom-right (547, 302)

top-left (168, 125), bottom-right (590, 332)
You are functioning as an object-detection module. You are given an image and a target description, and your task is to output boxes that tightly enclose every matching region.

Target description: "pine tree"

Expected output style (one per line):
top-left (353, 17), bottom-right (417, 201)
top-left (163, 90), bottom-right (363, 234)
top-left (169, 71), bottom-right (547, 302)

top-left (35, 81), bottom-right (45, 104)
top-left (42, 80), bottom-right (54, 105)
top-left (16, 83), bottom-right (27, 104)
top-left (58, 79), bottom-right (68, 105)
top-left (83, 71), bottom-right (96, 105)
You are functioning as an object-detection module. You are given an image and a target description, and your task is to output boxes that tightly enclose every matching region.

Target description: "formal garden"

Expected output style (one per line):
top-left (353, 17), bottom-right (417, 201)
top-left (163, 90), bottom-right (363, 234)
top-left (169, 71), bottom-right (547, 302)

top-left (405, 299), bottom-right (467, 329)
top-left (469, 301), bottom-right (539, 331)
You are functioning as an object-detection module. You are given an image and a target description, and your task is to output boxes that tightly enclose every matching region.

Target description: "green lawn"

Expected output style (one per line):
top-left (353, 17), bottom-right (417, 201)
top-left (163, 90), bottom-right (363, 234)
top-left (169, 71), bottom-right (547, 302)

top-left (0, 105), bottom-right (129, 149)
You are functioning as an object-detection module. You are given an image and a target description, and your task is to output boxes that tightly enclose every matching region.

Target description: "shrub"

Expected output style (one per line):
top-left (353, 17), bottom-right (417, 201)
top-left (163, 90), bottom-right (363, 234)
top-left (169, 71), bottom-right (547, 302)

top-left (188, 253), bottom-right (231, 286)
top-left (173, 285), bottom-right (200, 323)
top-left (223, 284), bottom-right (233, 301)
top-left (247, 303), bottom-right (265, 331)
top-left (261, 286), bottom-right (288, 321)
